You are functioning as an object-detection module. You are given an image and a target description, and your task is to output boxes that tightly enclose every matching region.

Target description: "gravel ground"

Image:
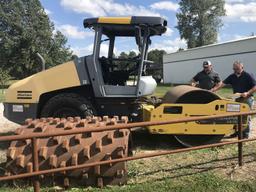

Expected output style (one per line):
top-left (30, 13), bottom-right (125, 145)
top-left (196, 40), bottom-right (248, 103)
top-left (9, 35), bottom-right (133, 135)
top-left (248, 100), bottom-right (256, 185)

top-left (0, 103), bottom-right (18, 133)
top-left (251, 117), bottom-right (256, 138)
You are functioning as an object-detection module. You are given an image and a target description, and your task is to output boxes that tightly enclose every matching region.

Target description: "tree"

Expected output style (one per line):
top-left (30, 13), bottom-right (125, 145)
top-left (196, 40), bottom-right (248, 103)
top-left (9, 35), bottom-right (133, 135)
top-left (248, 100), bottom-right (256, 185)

top-left (117, 51), bottom-right (137, 70)
top-left (147, 49), bottom-right (166, 83)
top-left (0, 0), bottom-right (73, 79)
top-left (46, 31), bottom-right (73, 68)
top-left (148, 49), bottom-right (166, 65)
top-left (176, 0), bottom-right (225, 48)
top-left (0, 68), bottom-right (12, 93)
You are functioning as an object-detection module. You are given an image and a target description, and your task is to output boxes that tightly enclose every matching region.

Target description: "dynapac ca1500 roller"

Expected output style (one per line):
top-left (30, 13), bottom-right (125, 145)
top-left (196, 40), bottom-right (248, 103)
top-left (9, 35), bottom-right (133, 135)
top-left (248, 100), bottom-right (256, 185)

top-left (3, 16), bottom-right (249, 187)
top-left (3, 16), bottom-right (249, 146)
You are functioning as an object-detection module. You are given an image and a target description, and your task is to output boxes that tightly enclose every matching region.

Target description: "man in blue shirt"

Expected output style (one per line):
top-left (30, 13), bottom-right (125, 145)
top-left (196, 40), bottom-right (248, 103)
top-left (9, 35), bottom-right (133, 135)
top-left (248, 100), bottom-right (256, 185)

top-left (212, 61), bottom-right (256, 138)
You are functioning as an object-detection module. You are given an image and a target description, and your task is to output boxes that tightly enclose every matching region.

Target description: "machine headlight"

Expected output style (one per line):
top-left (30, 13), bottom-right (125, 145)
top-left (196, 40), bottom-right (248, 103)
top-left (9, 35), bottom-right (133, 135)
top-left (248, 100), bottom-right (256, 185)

top-left (226, 103), bottom-right (240, 112)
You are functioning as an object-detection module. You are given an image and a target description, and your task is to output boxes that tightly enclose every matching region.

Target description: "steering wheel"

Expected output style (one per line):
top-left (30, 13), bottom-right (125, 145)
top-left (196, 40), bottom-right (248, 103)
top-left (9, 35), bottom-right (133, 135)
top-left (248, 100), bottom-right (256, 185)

top-left (99, 56), bottom-right (118, 69)
top-left (118, 56), bottom-right (141, 74)
top-left (99, 56), bottom-right (143, 77)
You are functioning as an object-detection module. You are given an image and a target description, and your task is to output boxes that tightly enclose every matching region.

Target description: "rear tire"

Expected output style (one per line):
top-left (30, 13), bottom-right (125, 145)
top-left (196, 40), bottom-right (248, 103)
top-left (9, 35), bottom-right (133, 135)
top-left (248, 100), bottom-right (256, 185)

top-left (40, 93), bottom-right (95, 118)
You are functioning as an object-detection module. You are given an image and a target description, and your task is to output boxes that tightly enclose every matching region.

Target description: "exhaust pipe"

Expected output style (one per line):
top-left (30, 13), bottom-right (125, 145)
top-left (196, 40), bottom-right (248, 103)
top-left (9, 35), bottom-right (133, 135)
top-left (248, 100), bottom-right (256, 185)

top-left (36, 52), bottom-right (45, 71)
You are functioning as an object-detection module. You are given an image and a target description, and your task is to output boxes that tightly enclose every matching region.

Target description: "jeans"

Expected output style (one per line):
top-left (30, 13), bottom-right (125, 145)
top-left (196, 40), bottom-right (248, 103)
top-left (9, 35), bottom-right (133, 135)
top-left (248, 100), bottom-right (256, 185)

top-left (236, 96), bottom-right (254, 138)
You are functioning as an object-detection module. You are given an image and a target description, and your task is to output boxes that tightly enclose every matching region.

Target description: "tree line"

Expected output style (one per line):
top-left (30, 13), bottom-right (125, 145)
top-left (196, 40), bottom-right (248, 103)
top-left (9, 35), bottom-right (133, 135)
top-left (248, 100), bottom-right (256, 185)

top-left (116, 50), bottom-right (166, 82)
top-left (0, 0), bottom-right (73, 82)
top-left (0, 0), bottom-right (226, 85)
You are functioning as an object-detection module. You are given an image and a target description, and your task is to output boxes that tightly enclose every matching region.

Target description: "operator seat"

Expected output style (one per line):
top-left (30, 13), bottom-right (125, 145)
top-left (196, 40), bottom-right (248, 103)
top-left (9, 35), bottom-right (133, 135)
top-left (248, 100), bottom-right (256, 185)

top-left (99, 57), bottom-right (129, 86)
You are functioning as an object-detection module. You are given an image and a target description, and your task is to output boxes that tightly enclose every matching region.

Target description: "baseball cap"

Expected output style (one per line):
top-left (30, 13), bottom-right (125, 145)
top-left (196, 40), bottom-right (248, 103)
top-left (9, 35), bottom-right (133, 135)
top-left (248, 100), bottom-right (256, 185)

top-left (203, 60), bottom-right (212, 66)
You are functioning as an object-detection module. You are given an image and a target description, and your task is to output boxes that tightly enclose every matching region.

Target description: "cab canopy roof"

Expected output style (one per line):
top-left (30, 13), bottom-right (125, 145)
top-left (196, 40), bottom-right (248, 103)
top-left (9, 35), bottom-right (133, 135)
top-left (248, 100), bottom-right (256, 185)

top-left (83, 16), bottom-right (167, 36)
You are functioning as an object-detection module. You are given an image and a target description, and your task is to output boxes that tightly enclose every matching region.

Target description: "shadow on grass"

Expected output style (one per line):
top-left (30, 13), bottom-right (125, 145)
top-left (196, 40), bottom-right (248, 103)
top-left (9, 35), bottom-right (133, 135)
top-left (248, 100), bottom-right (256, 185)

top-left (134, 153), bottom-right (255, 179)
top-left (131, 128), bottom-right (183, 151)
top-left (153, 156), bottom-right (256, 183)
top-left (130, 128), bottom-right (256, 183)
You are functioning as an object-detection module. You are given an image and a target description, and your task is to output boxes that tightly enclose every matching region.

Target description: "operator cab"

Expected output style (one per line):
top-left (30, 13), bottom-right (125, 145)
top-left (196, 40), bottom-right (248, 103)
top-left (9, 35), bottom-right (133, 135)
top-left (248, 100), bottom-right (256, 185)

top-left (83, 16), bottom-right (167, 98)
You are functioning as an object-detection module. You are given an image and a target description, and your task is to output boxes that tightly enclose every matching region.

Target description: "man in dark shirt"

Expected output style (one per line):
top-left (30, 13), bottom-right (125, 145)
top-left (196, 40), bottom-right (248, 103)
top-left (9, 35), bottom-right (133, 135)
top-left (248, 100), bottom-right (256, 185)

top-left (191, 61), bottom-right (221, 90)
top-left (212, 61), bottom-right (256, 138)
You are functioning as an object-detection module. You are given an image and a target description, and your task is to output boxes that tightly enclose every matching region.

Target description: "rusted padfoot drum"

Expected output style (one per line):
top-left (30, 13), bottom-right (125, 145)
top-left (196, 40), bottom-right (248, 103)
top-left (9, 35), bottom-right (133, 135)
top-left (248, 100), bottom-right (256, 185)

top-left (5, 116), bottom-right (130, 188)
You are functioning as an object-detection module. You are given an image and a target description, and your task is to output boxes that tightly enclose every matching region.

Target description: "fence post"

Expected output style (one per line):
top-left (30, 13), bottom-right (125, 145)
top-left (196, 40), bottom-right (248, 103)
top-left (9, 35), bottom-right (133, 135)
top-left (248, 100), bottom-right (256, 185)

top-left (238, 115), bottom-right (243, 166)
top-left (32, 137), bottom-right (40, 192)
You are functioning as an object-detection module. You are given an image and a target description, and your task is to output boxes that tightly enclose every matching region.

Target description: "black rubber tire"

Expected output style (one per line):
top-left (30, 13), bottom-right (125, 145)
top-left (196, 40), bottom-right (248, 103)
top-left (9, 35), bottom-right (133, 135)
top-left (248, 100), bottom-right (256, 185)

top-left (40, 93), bottom-right (96, 118)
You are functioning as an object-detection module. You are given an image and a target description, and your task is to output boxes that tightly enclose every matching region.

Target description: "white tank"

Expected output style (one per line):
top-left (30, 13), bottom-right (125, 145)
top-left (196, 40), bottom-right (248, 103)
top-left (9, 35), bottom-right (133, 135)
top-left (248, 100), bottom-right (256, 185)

top-left (138, 76), bottom-right (157, 96)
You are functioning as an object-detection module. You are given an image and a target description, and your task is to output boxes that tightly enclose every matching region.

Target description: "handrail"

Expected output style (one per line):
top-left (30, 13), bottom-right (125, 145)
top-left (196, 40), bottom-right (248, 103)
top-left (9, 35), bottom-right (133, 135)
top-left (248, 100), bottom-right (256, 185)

top-left (0, 111), bottom-right (255, 142)
top-left (0, 111), bottom-right (255, 191)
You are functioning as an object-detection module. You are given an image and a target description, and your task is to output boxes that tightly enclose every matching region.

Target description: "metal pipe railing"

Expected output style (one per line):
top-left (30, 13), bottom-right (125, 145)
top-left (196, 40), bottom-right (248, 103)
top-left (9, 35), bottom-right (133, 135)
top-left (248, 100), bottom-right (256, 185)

top-left (1, 137), bottom-right (255, 182)
top-left (0, 111), bottom-right (254, 142)
top-left (0, 111), bottom-right (255, 192)
top-left (32, 138), bottom-right (40, 191)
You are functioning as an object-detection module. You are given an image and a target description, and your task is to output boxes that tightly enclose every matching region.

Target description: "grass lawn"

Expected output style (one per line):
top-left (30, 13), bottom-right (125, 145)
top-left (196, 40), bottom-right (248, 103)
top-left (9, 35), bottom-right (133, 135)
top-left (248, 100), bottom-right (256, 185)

top-left (1, 173), bottom-right (256, 192)
top-left (1, 142), bottom-right (256, 192)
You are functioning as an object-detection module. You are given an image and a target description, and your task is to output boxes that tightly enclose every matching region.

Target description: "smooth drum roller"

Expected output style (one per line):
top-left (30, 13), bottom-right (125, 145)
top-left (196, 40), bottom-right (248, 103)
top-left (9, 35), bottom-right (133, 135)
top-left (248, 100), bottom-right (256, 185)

top-left (5, 116), bottom-right (130, 188)
top-left (162, 85), bottom-right (221, 104)
top-left (162, 85), bottom-right (227, 147)
top-left (144, 85), bottom-right (249, 147)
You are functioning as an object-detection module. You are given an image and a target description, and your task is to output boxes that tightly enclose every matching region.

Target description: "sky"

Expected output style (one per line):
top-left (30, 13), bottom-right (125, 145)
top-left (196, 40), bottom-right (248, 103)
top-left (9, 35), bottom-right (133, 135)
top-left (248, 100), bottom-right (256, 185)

top-left (40, 0), bottom-right (256, 57)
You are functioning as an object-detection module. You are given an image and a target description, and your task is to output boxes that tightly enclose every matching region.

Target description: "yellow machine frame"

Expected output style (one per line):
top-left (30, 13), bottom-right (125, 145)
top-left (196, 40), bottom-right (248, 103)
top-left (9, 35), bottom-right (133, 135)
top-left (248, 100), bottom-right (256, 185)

top-left (143, 99), bottom-right (250, 135)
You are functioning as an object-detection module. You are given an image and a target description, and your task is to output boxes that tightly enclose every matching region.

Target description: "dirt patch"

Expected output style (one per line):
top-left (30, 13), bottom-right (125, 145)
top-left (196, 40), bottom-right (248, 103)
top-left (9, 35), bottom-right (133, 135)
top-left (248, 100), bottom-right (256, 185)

top-left (250, 117), bottom-right (256, 138)
top-left (0, 103), bottom-right (18, 133)
top-left (0, 103), bottom-right (19, 164)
